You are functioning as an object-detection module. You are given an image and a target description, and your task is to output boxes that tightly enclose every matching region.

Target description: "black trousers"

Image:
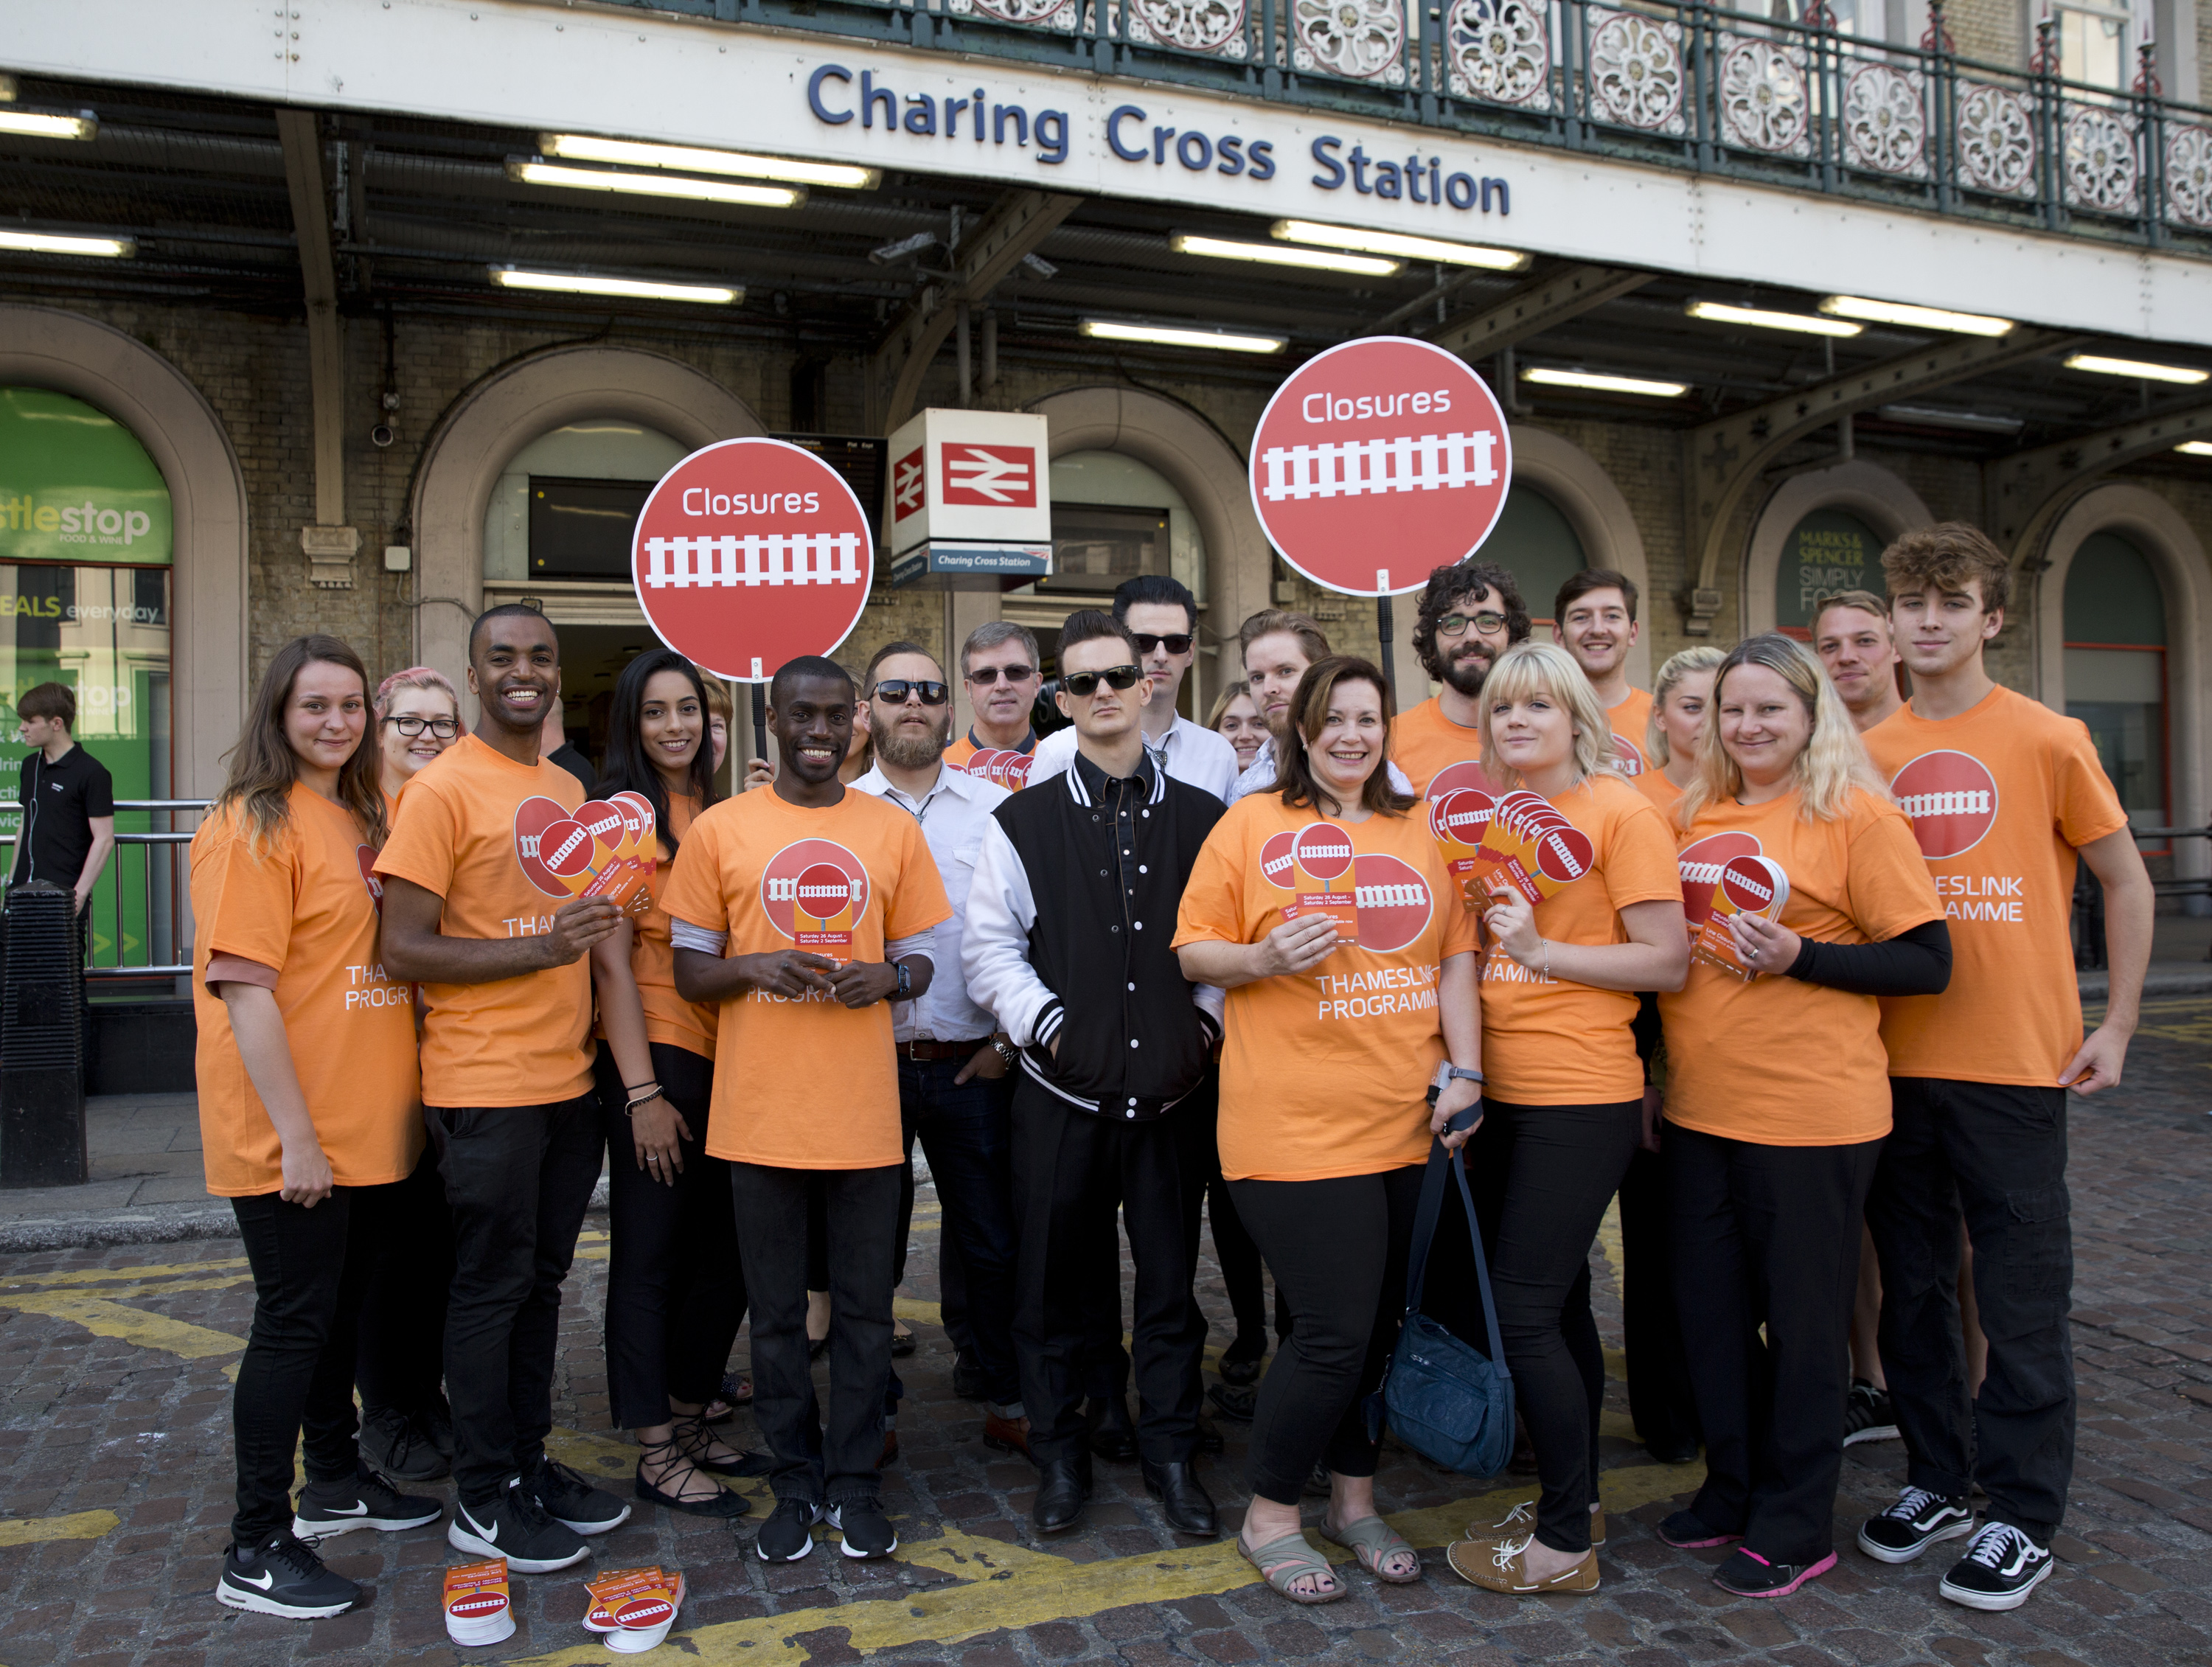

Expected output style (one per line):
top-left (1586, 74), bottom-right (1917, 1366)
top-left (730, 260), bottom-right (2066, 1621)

top-left (1012, 1076), bottom-right (1205, 1466)
top-left (355, 1141), bottom-right (452, 1416)
top-left (1230, 1164), bottom-right (1421, 1504)
top-left (1467, 1099), bottom-right (1641, 1554)
top-left (730, 1160), bottom-right (902, 1506)
top-left (1618, 1144), bottom-right (1701, 1453)
top-left (428, 1096), bottom-right (605, 1506)
top-left (1868, 1078), bottom-right (2076, 1541)
top-left (1669, 1121), bottom-right (1882, 1564)
top-left (232, 1180), bottom-right (396, 1545)
top-left (1172, 1068), bottom-right (1269, 1350)
top-left (597, 1043), bottom-right (747, 1430)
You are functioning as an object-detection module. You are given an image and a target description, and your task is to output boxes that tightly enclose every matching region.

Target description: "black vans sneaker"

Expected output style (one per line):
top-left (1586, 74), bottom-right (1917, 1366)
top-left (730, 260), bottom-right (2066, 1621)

top-left (1940, 1522), bottom-right (2054, 1611)
top-left (524, 1453), bottom-right (631, 1535)
top-left (827, 1496), bottom-right (898, 1559)
top-left (1843, 1379), bottom-right (1899, 1447)
top-left (215, 1531), bottom-right (361, 1618)
top-left (756, 1496), bottom-right (822, 1562)
top-left (292, 1463), bottom-right (442, 1541)
top-left (1857, 1486), bottom-right (1975, 1563)
top-left (447, 1477), bottom-right (589, 1574)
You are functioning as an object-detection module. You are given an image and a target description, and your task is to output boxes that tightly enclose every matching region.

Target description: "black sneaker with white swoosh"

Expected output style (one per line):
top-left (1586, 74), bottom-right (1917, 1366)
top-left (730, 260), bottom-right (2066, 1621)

top-left (215, 1531), bottom-right (361, 1618)
top-left (291, 1463), bottom-right (442, 1541)
top-left (446, 1476), bottom-right (590, 1573)
top-left (1939, 1521), bottom-right (2054, 1611)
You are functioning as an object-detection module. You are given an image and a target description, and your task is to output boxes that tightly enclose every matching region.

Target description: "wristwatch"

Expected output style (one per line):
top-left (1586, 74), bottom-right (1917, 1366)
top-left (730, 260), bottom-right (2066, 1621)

top-left (1431, 1062), bottom-right (1486, 1092)
top-left (991, 1037), bottom-right (1018, 1069)
top-left (893, 961), bottom-right (912, 1000)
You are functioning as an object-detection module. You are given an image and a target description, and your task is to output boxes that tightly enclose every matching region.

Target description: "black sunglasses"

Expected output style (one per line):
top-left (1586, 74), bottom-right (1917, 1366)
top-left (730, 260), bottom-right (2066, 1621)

top-left (1061, 665), bottom-right (1142, 697)
top-left (1131, 633), bottom-right (1194, 655)
top-left (966, 664), bottom-right (1035, 685)
top-left (872, 679), bottom-right (949, 706)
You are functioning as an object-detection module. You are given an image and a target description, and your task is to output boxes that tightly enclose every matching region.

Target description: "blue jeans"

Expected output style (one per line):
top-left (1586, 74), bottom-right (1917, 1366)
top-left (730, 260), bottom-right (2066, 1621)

top-left (896, 1054), bottom-right (1020, 1407)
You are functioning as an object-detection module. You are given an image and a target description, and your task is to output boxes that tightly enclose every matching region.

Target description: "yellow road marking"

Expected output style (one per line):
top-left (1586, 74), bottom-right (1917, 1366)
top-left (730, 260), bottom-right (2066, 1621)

top-left (0, 1255), bottom-right (250, 1290)
top-left (0, 1508), bottom-right (119, 1547)
top-left (509, 1460), bottom-right (1703, 1666)
top-left (0, 1292), bottom-right (245, 1360)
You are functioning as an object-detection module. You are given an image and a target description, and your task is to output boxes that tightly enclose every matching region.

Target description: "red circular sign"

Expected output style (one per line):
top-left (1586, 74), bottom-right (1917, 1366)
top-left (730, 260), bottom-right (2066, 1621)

top-left (796, 862), bottom-right (856, 922)
top-left (1678, 831), bottom-right (1761, 926)
top-left (761, 839), bottom-right (871, 939)
top-left (1719, 855), bottom-right (1781, 915)
top-left (1351, 852), bottom-right (1435, 953)
top-left (1430, 787), bottom-right (1495, 849)
top-left (630, 437), bottom-right (873, 683)
top-left (1248, 336), bottom-right (1512, 598)
top-left (1890, 749), bottom-right (2000, 859)
top-left (1293, 821), bottom-right (1355, 882)
top-left (1532, 824), bottom-right (1596, 885)
top-left (1259, 829), bottom-right (1298, 891)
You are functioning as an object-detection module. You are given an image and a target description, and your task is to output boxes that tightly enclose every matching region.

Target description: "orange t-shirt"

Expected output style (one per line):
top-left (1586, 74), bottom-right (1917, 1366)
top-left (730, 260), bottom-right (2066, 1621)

top-left (1635, 768), bottom-right (1684, 818)
top-left (1863, 684), bottom-right (2129, 1086)
top-left (1659, 785), bottom-right (1941, 1146)
top-left (374, 734), bottom-right (595, 1109)
top-left (944, 733), bottom-right (1036, 792)
top-left (1477, 774), bottom-right (1681, 1106)
top-left (1389, 696), bottom-right (1495, 799)
top-left (599, 793), bottom-right (717, 1059)
top-left (660, 787), bottom-right (951, 1169)
top-left (1172, 795), bottom-right (1478, 1183)
top-left (1607, 687), bottom-right (1655, 778)
top-left (191, 787), bottom-right (422, 1196)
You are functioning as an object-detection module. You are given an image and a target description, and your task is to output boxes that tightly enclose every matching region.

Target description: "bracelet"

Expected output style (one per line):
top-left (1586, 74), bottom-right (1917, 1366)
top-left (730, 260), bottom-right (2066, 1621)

top-left (1541, 938), bottom-right (1550, 982)
top-left (625, 1085), bottom-right (665, 1116)
top-left (624, 1079), bottom-right (658, 1093)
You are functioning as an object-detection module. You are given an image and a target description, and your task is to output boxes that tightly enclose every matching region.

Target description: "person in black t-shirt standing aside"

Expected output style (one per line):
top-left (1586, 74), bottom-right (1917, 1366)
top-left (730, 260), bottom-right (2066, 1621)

top-left (10, 682), bottom-right (116, 915)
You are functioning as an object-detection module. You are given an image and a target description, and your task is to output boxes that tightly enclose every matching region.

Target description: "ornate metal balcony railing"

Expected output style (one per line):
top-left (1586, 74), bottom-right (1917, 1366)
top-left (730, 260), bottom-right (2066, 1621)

top-left (591, 0), bottom-right (2212, 251)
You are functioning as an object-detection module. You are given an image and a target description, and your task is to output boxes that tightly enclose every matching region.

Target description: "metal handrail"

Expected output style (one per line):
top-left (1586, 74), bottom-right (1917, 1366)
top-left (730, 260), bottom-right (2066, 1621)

top-left (0, 798), bottom-right (210, 983)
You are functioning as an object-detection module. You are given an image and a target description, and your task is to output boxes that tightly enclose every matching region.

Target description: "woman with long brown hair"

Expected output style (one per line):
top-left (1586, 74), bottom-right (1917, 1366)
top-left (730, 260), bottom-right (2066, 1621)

top-left (195, 636), bottom-right (442, 1621)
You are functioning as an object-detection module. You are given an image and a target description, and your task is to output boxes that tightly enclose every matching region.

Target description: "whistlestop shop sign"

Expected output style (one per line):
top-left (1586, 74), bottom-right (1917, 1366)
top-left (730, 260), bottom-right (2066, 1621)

top-left (1250, 337), bottom-right (1511, 598)
top-left (630, 438), bottom-right (873, 682)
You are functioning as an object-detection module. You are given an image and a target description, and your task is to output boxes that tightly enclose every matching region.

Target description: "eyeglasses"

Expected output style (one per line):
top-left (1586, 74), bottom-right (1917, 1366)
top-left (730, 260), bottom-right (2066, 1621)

top-left (872, 679), bottom-right (949, 707)
top-left (384, 714), bottom-right (460, 739)
top-left (965, 664), bottom-right (1036, 685)
top-left (1436, 610), bottom-right (1509, 638)
top-left (1131, 633), bottom-right (1194, 656)
top-left (1061, 665), bottom-right (1142, 697)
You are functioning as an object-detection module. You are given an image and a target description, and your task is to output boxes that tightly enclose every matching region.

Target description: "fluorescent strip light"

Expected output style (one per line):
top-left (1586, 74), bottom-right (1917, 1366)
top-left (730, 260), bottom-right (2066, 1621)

top-left (1688, 299), bottom-right (1862, 338)
top-left (490, 268), bottom-right (740, 304)
top-left (509, 160), bottom-right (803, 209)
top-left (1170, 234), bottom-right (1399, 277)
top-left (1522, 366), bottom-right (1687, 398)
top-left (0, 228), bottom-right (133, 258)
top-left (1079, 319), bottom-right (1286, 354)
top-left (2176, 440), bottom-right (2212, 457)
top-left (0, 74), bottom-right (18, 102)
top-left (1270, 220), bottom-right (1528, 271)
top-left (2065, 352), bottom-right (2209, 385)
top-left (0, 109), bottom-right (97, 141)
top-left (1819, 295), bottom-right (2014, 336)
top-left (539, 133), bottom-right (877, 190)
top-left (1877, 403), bottom-right (2023, 434)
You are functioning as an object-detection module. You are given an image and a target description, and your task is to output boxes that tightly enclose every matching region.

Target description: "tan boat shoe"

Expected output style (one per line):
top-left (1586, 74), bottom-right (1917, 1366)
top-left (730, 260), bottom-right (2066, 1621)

top-left (1445, 1534), bottom-right (1600, 1594)
top-left (1463, 1499), bottom-right (1606, 1548)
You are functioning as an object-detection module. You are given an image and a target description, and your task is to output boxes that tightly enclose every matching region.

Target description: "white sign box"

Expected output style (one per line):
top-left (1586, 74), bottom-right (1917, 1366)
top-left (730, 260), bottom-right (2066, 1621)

top-left (885, 409), bottom-right (1053, 558)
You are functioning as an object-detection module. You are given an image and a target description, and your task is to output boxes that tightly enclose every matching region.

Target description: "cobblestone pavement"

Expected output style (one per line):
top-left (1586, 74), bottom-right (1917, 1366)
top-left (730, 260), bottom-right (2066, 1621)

top-left (0, 1000), bottom-right (2203, 1666)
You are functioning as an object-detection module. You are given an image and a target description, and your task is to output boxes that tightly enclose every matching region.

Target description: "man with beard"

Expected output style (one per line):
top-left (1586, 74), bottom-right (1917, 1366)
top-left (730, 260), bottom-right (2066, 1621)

top-left (1391, 562), bottom-right (1531, 796)
top-left (850, 644), bottom-right (1028, 1464)
top-left (1553, 571), bottom-right (1650, 775)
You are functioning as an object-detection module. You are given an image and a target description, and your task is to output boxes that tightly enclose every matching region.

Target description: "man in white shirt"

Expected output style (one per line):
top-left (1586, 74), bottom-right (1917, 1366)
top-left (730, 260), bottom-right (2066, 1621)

top-left (850, 642), bottom-right (1028, 1462)
top-left (1029, 576), bottom-right (1239, 803)
top-left (1227, 610), bottom-right (1414, 804)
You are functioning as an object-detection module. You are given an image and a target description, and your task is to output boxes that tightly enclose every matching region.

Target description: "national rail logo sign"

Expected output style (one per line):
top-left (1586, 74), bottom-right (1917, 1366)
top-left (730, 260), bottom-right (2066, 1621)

top-left (761, 838), bottom-right (872, 963)
top-left (630, 437), bottom-right (873, 683)
top-left (1249, 335), bottom-right (1512, 598)
top-left (1890, 750), bottom-right (2000, 859)
top-left (942, 443), bottom-right (1038, 507)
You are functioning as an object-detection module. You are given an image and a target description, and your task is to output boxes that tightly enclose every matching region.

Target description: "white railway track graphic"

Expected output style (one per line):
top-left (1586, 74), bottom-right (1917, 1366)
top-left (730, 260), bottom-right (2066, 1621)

top-left (641, 532), bottom-right (866, 588)
top-left (1259, 431), bottom-right (1500, 501)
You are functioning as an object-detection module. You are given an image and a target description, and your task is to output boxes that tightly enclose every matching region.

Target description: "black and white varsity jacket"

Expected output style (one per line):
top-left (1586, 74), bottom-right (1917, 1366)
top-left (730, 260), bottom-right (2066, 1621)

top-left (963, 747), bottom-right (1225, 1121)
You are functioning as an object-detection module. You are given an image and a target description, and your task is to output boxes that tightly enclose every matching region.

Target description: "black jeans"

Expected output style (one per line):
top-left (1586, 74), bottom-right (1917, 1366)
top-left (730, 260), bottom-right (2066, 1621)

top-left (1618, 1144), bottom-right (1701, 1454)
top-left (428, 1096), bottom-right (605, 1506)
top-left (232, 1181), bottom-right (396, 1545)
top-left (1012, 1076), bottom-right (1206, 1466)
top-left (1230, 1164), bottom-right (1422, 1504)
top-left (355, 1141), bottom-right (452, 1418)
top-left (1669, 1121), bottom-right (1882, 1564)
top-left (597, 1044), bottom-right (746, 1430)
top-left (1467, 1099), bottom-right (1641, 1554)
top-left (1172, 1068), bottom-right (1269, 1351)
top-left (730, 1160), bottom-right (903, 1506)
top-left (891, 1054), bottom-right (1020, 1407)
top-left (1868, 1078), bottom-right (2075, 1541)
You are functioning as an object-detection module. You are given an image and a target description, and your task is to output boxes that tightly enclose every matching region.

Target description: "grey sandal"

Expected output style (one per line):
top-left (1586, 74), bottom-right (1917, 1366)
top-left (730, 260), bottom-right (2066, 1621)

top-left (1239, 1528), bottom-right (1347, 1605)
top-left (1321, 1515), bottom-right (1422, 1583)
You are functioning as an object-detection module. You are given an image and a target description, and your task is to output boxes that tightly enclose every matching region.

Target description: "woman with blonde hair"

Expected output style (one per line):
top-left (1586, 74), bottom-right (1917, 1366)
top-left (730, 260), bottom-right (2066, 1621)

top-left (1655, 633), bottom-right (1948, 1598)
top-left (195, 636), bottom-right (441, 1618)
top-left (372, 666), bottom-right (460, 808)
top-left (1639, 647), bottom-right (1725, 815)
top-left (1441, 641), bottom-right (1686, 1597)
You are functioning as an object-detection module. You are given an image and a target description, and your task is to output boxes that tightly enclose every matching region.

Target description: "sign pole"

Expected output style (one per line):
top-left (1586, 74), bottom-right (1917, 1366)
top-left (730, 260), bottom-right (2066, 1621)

top-left (751, 683), bottom-right (770, 776)
top-left (1375, 593), bottom-right (1398, 709)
